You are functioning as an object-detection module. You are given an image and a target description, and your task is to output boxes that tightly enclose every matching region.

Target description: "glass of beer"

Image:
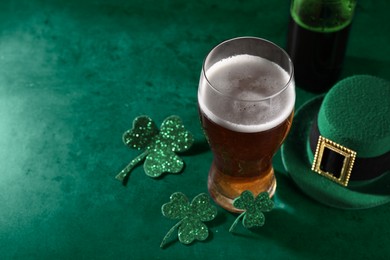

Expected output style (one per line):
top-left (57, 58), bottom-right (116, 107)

top-left (198, 37), bottom-right (295, 212)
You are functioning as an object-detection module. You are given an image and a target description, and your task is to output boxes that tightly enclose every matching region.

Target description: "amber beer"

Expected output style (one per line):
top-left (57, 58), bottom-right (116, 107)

top-left (198, 37), bottom-right (295, 212)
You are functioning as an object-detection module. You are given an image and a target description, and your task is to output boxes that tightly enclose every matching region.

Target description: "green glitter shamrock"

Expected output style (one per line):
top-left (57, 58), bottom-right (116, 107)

top-left (116, 115), bottom-right (194, 184)
top-left (229, 190), bottom-right (274, 233)
top-left (160, 192), bottom-right (217, 248)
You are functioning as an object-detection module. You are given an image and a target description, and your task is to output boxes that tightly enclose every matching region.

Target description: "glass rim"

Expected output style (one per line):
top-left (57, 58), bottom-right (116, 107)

top-left (201, 36), bottom-right (294, 102)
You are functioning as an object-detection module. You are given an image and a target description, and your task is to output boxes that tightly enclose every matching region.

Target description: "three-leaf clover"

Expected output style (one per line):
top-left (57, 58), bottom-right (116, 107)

top-left (160, 192), bottom-right (217, 248)
top-left (229, 190), bottom-right (274, 233)
top-left (116, 115), bottom-right (194, 184)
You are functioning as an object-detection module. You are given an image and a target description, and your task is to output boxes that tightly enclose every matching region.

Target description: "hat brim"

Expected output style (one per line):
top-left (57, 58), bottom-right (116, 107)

top-left (281, 96), bottom-right (390, 209)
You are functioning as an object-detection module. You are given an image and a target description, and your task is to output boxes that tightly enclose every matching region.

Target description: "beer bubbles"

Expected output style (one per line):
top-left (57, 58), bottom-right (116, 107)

top-left (199, 54), bottom-right (295, 133)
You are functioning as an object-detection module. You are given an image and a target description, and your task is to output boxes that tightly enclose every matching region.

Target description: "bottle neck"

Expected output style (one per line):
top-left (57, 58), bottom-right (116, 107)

top-left (290, 0), bottom-right (357, 32)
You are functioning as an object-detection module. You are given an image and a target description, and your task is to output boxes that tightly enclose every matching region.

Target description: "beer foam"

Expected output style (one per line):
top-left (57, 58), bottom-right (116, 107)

top-left (198, 54), bottom-right (295, 133)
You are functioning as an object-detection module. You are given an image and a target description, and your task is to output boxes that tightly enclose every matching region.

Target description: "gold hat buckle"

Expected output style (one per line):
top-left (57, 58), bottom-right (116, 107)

top-left (311, 136), bottom-right (357, 186)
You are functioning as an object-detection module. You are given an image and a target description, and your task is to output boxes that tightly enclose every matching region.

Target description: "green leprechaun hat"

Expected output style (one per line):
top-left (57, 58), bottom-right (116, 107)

top-left (281, 75), bottom-right (390, 209)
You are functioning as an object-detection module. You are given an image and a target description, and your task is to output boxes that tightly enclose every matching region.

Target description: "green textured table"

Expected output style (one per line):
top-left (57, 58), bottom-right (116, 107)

top-left (1, 0), bottom-right (389, 259)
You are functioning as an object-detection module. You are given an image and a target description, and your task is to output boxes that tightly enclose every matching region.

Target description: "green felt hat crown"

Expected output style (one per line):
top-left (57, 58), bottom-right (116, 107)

top-left (316, 75), bottom-right (390, 157)
top-left (281, 75), bottom-right (390, 209)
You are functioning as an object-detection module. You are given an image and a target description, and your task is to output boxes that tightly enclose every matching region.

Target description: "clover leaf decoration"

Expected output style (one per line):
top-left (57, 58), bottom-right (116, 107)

top-left (160, 192), bottom-right (217, 248)
top-left (229, 190), bottom-right (274, 233)
top-left (116, 115), bottom-right (194, 185)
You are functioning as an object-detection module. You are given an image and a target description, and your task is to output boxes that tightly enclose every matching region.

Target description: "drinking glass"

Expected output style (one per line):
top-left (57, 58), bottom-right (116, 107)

top-left (198, 37), bottom-right (295, 212)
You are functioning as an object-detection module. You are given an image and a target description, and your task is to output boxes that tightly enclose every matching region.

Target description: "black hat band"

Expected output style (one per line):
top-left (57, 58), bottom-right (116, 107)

top-left (309, 116), bottom-right (390, 185)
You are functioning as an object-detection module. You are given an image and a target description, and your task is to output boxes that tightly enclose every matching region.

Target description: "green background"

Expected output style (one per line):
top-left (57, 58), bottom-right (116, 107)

top-left (1, 0), bottom-right (389, 259)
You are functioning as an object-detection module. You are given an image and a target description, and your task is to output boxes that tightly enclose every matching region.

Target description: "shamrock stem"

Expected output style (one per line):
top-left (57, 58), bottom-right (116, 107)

top-left (160, 220), bottom-right (183, 248)
top-left (115, 151), bottom-right (148, 185)
top-left (229, 212), bottom-right (246, 233)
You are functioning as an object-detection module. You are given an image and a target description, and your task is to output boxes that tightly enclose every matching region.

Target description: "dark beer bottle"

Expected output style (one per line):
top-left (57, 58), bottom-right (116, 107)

top-left (287, 0), bottom-right (357, 93)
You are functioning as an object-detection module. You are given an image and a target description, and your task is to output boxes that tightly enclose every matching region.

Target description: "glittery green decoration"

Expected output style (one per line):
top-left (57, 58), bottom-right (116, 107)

top-left (160, 192), bottom-right (217, 248)
top-left (116, 115), bottom-right (194, 184)
top-left (229, 190), bottom-right (274, 233)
